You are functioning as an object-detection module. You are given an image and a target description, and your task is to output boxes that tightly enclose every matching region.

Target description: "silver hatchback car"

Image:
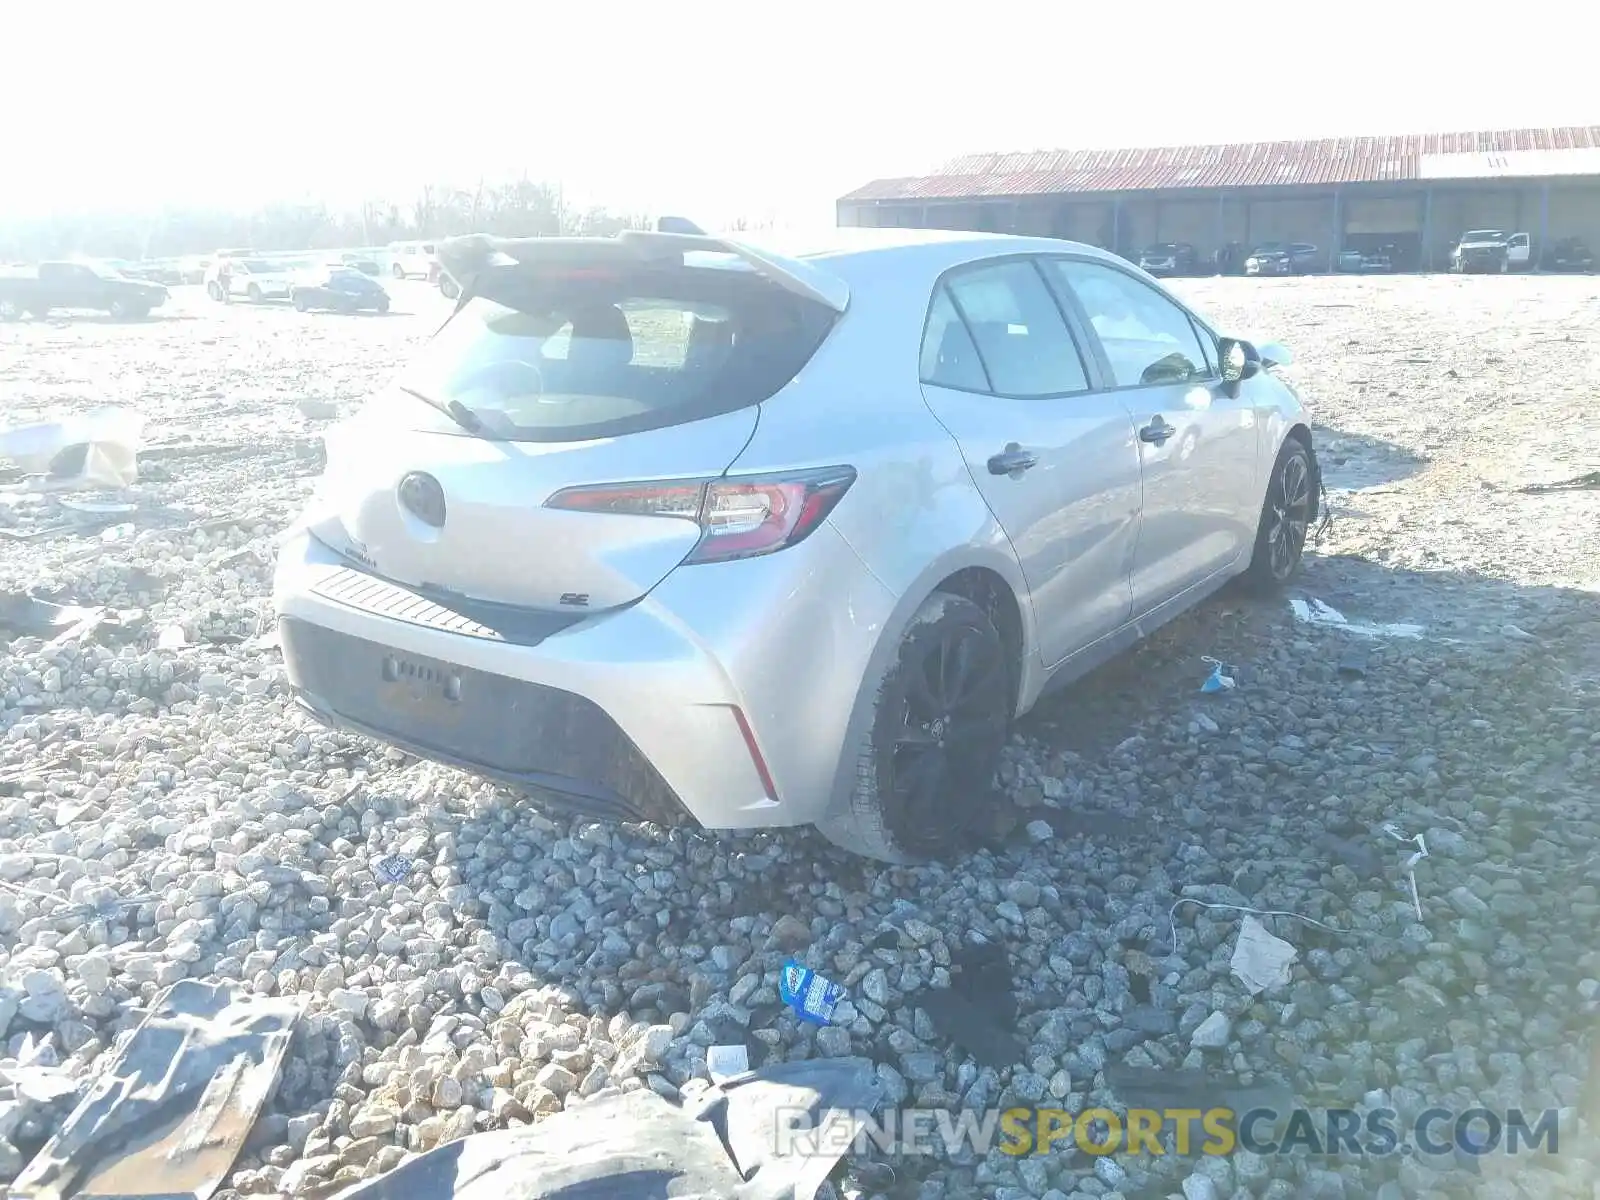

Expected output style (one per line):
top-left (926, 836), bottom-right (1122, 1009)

top-left (273, 227), bottom-right (1318, 863)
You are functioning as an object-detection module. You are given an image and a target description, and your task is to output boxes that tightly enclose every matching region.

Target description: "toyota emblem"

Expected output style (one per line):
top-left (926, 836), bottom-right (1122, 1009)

top-left (397, 472), bottom-right (447, 528)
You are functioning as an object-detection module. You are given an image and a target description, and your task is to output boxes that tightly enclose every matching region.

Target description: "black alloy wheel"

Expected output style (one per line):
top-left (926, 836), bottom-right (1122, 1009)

top-left (876, 599), bottom-right (1011, 857)
top-left (1265, 444), bottom-right (1313, 582)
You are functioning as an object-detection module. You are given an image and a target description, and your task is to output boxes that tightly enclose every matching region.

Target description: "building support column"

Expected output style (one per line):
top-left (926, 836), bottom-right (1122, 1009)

top-left (1329, 189), bottom-right (1342, 273)
top-left (1538, 182), bottom-right (1550, 272)
top-left (1111, 199), bottom-right (1121, 255)
top-left (1215, 192), bottom-right (1225, 269)
top-left (1422, 188), bottom-right (1433, 271)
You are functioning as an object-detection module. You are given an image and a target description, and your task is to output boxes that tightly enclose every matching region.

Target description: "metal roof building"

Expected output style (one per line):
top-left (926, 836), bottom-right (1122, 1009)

top-left (838, 126), bottom-right (1600, 272)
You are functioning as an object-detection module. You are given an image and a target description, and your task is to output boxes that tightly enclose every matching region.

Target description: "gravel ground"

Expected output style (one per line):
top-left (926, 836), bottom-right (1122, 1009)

top-left (1, 274), bottom-right (1598, 1200)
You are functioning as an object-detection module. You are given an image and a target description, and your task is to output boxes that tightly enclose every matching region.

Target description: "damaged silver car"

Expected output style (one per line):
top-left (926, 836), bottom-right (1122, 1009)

top-left (273, 226), bottom-right (1318, 863)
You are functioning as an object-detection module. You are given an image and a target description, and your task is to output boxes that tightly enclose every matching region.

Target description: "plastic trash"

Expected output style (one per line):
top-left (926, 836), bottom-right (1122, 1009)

top-left (707, 1043), bottom-right (750, 1083)
top-left (373, 853), bottom-right (413, 884)
top-left (328, 1055), bottom-right (883, 1200)
top-left (1229, 915), bottom-right (1298, 995)
top-left (779, 961), bottom-right (844, 1026)
top-left (0, 407), bottom-right (143, 490)
top-left (1200, 657), bottom-right (1237, 693)
top-left (1381, 823), bottom-right (1430, 919)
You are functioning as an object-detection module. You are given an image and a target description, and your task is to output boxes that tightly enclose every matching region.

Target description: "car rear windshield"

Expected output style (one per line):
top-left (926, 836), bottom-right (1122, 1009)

top-left (1463, 231), bottom-right (1504, 242)
top-left (396, 263), bottom-right (839, 442)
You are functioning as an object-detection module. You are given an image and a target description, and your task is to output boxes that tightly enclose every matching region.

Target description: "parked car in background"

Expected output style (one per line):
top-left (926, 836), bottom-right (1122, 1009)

top-left (1244, 242), bottom-right (1319, 276)
top-left (1245, 246), bottom-right (1293, 276)
top-left (208, 258), bottom-right (296, 302)
top-left (1137, 242), bottom-right (1200, 277)
top-left (341, 253), bottom-right (383, 277)
top-left (386, 241), bottom-right (438, 279)
top-left (0, 261), bottom-right (169, 320)
top-left (291, 266), bottom-right (391, 313)
top-left (1450, 230), bottom-right (1531, 273)
top-left (273, 226), bottom-right (1317, 864)
top-left (1541, 236), bottom-right (1593, 272)
top-left (179, 257), bottom-right (210, 285)
top-left (1336, 249), bottom-right (1365, 272)
top-left (142, 260), bottom-right (188, 286)
top-left (437, 268), bottom-right (461, 300)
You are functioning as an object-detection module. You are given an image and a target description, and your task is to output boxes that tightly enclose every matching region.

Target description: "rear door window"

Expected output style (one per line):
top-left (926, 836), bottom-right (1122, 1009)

top-left (399, 265), bottom-right (837, 442)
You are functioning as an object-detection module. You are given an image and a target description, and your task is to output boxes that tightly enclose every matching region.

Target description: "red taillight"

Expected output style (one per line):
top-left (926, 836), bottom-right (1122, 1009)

top-left (545, 466), bottom-right (856, 564)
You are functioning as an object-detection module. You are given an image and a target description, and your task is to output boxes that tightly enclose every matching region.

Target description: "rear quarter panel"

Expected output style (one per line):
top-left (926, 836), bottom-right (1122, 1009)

top-left (728, 247), bottom-right (1045, 824)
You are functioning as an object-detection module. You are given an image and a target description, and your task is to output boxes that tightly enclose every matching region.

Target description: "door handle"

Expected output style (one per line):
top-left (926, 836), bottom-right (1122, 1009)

top-left (1139, 418), bottom-right (1176, 446)
top-left (987, 443), bottom-right (1039, 477)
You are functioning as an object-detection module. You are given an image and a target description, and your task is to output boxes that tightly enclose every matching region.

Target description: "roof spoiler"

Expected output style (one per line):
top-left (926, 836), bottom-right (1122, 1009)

top-left (435, 228), bottom-right (849, 314)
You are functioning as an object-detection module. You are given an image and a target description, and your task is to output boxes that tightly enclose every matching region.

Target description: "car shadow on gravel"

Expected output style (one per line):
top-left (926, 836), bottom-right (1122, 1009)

top-left (1312, 426), bottom-right (1427, 492)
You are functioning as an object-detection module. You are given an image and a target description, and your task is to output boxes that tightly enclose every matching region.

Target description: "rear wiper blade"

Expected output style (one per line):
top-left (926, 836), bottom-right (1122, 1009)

top-left (397, 386), bottom-right (483, 434)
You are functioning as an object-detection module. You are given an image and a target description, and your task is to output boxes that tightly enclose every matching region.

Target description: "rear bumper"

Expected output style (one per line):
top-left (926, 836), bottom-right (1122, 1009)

top-left (272, 525), bottom-right (896, 829)
top-left (281, 616), bottom-right (692, 825)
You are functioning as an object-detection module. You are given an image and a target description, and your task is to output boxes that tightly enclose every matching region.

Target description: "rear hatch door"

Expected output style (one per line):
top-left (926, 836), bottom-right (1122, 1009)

top-left (314, 237), bottom-right (843, 613)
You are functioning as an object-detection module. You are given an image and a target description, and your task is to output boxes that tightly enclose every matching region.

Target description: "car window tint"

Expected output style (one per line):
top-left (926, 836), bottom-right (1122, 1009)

top-left (944, 261), bottom-right (1089, 397)
top-left (919, 286), bottom-right (989, 392)
top-left (1048, 259), bottom-right (1212, 387)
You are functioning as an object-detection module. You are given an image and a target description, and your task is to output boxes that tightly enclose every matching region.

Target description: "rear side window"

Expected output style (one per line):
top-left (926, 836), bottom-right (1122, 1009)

top-left (399, 265), bottom-right (837, 442)
top-left (919, 287), bottom-right (988, 392)
top-left (942, 261), bottom-right (1090, 398)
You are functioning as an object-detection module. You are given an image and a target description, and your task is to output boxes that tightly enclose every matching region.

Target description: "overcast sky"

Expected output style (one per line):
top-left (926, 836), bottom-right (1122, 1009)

top-left (11, 0), bottom-right (1595, 226)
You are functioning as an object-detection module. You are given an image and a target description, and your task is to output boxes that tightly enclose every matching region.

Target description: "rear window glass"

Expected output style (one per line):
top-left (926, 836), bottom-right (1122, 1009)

top-left (398, 266), bottom-right (837, 442)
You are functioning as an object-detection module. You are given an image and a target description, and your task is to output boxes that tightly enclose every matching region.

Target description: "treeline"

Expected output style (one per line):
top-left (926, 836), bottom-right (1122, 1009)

top-left (0, 178), bottom-right (671, 262)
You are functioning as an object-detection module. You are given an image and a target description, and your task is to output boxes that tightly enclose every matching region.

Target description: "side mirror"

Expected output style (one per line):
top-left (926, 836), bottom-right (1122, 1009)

top-left (1217, 338), bottom-right (1259, 387)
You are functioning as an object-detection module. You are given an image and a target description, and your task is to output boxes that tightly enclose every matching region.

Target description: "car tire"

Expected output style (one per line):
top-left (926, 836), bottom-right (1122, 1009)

top-left (392, 264), bottom-right (406, 279)
top-left (1241, 435), bottom-right (1315, 594)
top-left (815, 592), bottom-right (1012, 865)
top-left (247, 284), bottom-right (264, 302)
top-left (293, 294), bottom-right (310, 312)
top-left (376, 298), bottom-right (390, 314)
top-left (108, 299), bottom-right (129, 320)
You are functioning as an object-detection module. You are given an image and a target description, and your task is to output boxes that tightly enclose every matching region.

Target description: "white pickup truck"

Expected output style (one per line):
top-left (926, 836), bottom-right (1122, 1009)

top-left (1451, 230), bottom-right (1532, 273)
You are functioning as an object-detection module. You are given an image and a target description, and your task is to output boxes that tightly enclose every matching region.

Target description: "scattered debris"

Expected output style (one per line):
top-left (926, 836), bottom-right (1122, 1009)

top-left (1515, 469), bottom-right (1600, 494)
top-left (779, 962), bottom-right (845, 1026)
top-left (1289, 596), bottom-right (1426, 639)
top-left (908, 938), bottom-right (1022, 1069)
top-left (0, 589), bottom-right (148, 647)
top-left (372, 853), bottom-right (413, 884)
top-left (1381, 823), bottom-right (1431, 920)
top-left (1336, 649), bottom-right (1369, 678)
top-left (707, 1043), bottom-right (750, 1083)
top-left (295, 398), bottom-right (340, 420)
top-left (8, 979), bottom-right (304, 1200)
top-left (1229, 915), bottom-right (1299, 995)
top-left (0, 407), bottom-right (143, 491)
top-left (1199, 656), bottom-right (1237, 693)
top-left (331, 1056), bottom-right (882, 1200)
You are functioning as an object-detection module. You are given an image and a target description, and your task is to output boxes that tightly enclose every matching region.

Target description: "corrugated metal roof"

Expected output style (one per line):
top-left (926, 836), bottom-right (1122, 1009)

top-left (1418, 146), bottom-right (1600, 180)
top-left (840, 126), bottom-right (1600, 203)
